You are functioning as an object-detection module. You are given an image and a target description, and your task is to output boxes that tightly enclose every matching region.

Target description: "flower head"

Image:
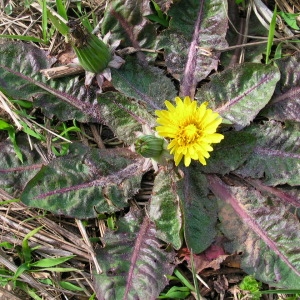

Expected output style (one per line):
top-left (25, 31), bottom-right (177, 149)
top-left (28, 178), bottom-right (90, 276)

top-left (68, 22), bottom-right (124, 91)
top-left (155, 96), bottom-right (224, 167)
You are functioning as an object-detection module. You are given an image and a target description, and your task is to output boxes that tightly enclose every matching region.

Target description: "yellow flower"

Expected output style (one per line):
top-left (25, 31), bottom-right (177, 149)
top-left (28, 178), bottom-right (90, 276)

top-left (155, 96), bottom-right (224, 167)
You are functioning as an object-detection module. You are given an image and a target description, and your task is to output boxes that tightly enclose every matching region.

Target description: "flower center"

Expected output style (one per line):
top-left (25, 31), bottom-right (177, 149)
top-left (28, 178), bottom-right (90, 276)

top-left (179, 123), bottom-right (198, 145)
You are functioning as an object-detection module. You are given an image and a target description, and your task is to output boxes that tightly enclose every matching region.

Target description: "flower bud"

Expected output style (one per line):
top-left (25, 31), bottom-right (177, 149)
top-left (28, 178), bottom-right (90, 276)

top-left (70, 28), bottom-right (112, 73)
top-left (135, 135), bottom-right (165, 159)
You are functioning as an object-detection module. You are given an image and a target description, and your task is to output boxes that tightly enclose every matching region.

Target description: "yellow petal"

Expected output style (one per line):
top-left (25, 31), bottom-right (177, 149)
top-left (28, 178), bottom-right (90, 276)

top-left (184, 155), bottom-right (192, 167)
top-left (199, 155), bottom-right (207, 165)
top-left (174, 152), bottom-right (183, 166)
top-left (202, 133), bottom-right (224, 143)
top-left (164, 100), bottom-right (176, 111)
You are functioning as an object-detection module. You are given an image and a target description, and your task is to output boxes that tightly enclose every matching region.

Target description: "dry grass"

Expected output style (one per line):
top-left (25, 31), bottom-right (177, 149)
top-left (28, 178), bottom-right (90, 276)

top-left (0, 189), bottom-right (95, 299)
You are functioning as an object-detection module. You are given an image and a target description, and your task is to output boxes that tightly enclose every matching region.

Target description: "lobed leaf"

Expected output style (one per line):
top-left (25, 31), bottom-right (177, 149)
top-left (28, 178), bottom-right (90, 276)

top-left (235, 121), bottom-right (300, 186)
top-left (158, 0), bottom-right (228, 97)
top-left (208, 175), bottom-right (300, 289)
top-left (244, 178), bottom-right (300, 208)
top-left (261, 53), bottom-right (300, 122)
top-left (0, 42), bottom-right (101, 122)
top-left (111, 57), bottom-right (176, 110)
top-left (198, 131), bottom-right (256, 175)
top-left (196, 63), bottom-right (280, 129)
top-left (178, 166), bottom-right (217, 254)
top-left (21, 144), bottom-right (143, 218)
top-left (94, 208), bottom-right (176, 300)
top-left (148, 168), bottom-right (182, 249)
top-left (97, 91), bottom-right (156, 144)
top-left (101, 0), bottom-right (157, 60)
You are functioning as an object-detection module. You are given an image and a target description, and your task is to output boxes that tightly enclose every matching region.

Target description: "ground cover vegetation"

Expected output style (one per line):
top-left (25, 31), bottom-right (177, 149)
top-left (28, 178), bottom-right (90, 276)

top-left (0, 0), bottom-right (299, 299)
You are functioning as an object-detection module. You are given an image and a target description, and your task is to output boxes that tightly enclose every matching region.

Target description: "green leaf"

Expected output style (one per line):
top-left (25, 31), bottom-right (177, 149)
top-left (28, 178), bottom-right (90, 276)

top-left (173, 268), bottom-right (195, 291)
top-left (39, 278), bottom-right (53, 285)
top-left (19, 120), bottom-right (45, 141)
top-left (198, 131), bottom-right (257, 175)
top-left (9, 99), bottom-right (33, 108)
top-left (0, 119), bottom-right (23, 162)
top-left (47, 9), bottom-right (69, 36)
top-left (59, 281), bottom-right (84, 292)
top-left (178, 167), bottom-right (217, 254)
top-left (32, 267), bottom-right (77, 272)
top-left (240, 275), bottom-right (262, 299)
top-left (0, 242), bottom-right (14, 249)
top-left (146, 1), bottom-right (169, 27)
top-left (0, 34), bottom-right (45, 43)
top-left (4, 3), bottom-right (13, 15)
top-left (0, 42), bottom-right (101, 123)
top-left (15, 281), bottom-right (43, 300)
top-left (21, 144), bottom-right (144, 218)
top-left (97, 91), bottom-right (155, 144)
top-left (235, 121), bottom-right (300, 186)
top-left (278, 11), bottom-right (300, 30)
top-left (196, 63), bottom-right (280, 129)
top-left (22, 226), bottom-right (44, 263)
top-left (0, 119), bottom-right (14, 131)
top-left (93, 208), bottom-right (176, 299)
top-left (265, 5), bottom-right (277, 64)
top-left (208, 175), bottom-right (300, 289)
top-left (30, 255), bottom-right (75, 268)
top-left (13, 263), bottom-right (30, 281)
top-left (110, 57), bottom-right (176, 110)
top-left (0, 135), bottom-right (43, 196)
top-left (55, 0), bottom-right (68, 21)
top-left (148, 168), bottom-right (182, 249)
top-left (158, 286), bottom-right (190, 299)
top-left (260, 289), bottom-right (300, 295)
top-left (41, 0), bottom-right (48, 42)
top-left (158, 0), bottom-right (228, 97)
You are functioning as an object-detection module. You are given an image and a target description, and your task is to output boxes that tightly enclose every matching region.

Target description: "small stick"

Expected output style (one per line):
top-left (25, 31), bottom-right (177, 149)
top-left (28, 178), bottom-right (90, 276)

top-left (40, 64), bottom-right (84, 79)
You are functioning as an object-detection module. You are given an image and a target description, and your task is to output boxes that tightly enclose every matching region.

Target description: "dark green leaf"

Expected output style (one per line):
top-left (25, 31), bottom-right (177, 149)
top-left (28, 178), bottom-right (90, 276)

top-left (235, 121), bottom-right (300, 186)
top-left (0, 42), bottom-right (101, 123)
top-left (148, 168), bottom-right (182, 249)
top-left (93, 208), bottom-right (176, 299)
top-left (0, 135), bottom-right (43, 196)
top-left (178, 167), bottom-right (217, 254)
top-left (196, 63), bottom-right (280, 129)
top-left (111, 58), bottom-right (176, 110)
top-left (21, 144), bottom-right (143, 218)
top-left (101, 0), bottom-right (157, 60)
top-left (158, 0), bottom-right (228, 97)
top-left (199, 131), bottom-right (256, 175)
top-left (261, 53), bottom-right (300, 122)
top-left (97, 91), bottom-right (155, 144)
top-left (208, 175), bottom-right (300, 289)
